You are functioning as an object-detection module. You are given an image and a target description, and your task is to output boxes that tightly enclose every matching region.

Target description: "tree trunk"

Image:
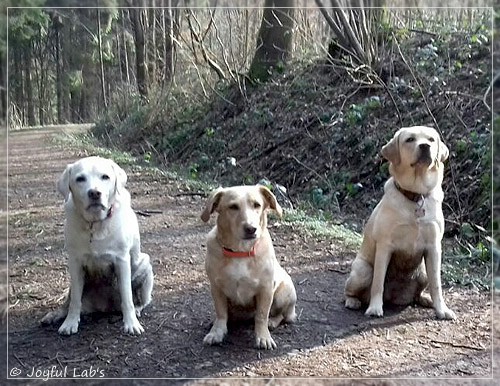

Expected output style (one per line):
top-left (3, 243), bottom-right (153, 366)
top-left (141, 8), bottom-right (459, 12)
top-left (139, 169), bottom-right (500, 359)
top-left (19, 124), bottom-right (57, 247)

top-left (249, 0), bottom-right (295, 82)
top-left (162, 0), bottom-right (178, 84)
top-left (129, 5), bottom-right (149, 100)
top-left (0, 51), bottom-right (6, 124)
top-left (13, 47), bottom-right (25, 125)
top-left (97, 6), bottom-right (108, 109)
top-left (55, 22), bottom-right (63, 123)
top-left (120, 10), bottom-right (131, 84)
top-left (23, 44), bottom-right (36, 126)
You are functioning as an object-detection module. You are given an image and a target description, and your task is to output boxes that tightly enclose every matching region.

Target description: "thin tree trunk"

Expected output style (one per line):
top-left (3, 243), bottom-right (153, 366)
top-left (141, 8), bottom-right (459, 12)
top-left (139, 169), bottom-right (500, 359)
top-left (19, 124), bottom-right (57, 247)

top-left (121, 10), bottom-right (131, 84)
top-left (162, 0), bottom-right (177, 83)
top-left (249, 0), bottom-right (295, 82)
top-left (97, 5), bottom-right (108, 109)
top-left (55, 23), bottom-right (63, 123)
top-left (129, 4), bottom-right (149, 100)
top-left (0, 51), bottom-right (6, 124)
top-left (24, 44), bottom-right (36, 126)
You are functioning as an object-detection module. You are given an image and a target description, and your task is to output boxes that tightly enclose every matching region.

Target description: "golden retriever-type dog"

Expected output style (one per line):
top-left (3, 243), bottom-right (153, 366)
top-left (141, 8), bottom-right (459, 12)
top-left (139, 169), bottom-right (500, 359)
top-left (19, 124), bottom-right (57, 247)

top-left (201, 185), bottom-right (297, 350)
top-left (344, 126), bottom-right (456, 320)
top-left (41, 156), bottom-right (153, 335)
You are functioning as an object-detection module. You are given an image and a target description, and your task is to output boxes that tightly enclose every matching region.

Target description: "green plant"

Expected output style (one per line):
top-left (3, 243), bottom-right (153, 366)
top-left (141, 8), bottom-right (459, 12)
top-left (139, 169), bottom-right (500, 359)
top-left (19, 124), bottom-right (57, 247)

top-left (189, 163), bottom-right (199, 179)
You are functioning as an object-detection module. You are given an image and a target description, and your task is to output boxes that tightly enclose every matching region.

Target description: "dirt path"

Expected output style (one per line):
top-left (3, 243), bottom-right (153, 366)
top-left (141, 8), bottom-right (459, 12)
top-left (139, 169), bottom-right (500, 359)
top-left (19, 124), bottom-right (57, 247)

top-left (5, 126), bottom-right (496, 384)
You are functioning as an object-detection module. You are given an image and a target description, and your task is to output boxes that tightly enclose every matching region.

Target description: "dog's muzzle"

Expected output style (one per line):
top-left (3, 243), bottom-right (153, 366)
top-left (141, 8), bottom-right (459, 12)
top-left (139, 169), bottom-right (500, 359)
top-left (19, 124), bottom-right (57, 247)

top-left (242, 224), bottom-right (258, 240)
top-left (412, 144), bottom-right (433, 166)
top-left (86, 189), bottom-right (106, 211)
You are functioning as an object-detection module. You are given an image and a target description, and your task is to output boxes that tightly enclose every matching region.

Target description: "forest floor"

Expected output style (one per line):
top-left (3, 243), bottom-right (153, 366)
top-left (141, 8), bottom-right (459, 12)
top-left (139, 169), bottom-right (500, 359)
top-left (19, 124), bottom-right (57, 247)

top-left (5, 125), bottom-right (497, 385)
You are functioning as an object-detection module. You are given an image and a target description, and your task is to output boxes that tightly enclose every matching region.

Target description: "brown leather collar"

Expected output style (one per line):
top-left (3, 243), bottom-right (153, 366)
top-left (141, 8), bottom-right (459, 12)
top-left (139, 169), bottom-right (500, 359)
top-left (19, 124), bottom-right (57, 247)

top-left (394, 182), bottom-right (426, 203)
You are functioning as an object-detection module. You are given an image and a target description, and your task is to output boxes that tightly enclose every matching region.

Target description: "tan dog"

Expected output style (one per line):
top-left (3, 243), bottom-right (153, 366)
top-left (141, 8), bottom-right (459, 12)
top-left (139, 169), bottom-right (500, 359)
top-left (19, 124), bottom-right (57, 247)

top-left (344, 126), bottom-right (456, 320)
top-left (41, 156), bottom-right (153, 335)
top-left (201, 185), bottom-right (297, 349)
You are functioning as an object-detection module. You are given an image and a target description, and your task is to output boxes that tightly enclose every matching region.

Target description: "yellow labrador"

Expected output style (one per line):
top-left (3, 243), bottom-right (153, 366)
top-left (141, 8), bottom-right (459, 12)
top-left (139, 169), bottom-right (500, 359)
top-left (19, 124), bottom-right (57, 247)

top-left (201, 185), bottom-right (297, 349)
top-left (41, 156), bottom-right (153, 335)
top-left (344, 126), bottom-right (456, 320)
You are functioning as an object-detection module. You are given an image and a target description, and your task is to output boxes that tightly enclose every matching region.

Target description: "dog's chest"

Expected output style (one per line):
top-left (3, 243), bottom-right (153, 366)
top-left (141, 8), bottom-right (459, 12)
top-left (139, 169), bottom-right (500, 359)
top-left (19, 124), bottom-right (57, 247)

top-left (217, 261), bottom-right (261, 306)
top-left (389, 219), bottom-right (441, 273)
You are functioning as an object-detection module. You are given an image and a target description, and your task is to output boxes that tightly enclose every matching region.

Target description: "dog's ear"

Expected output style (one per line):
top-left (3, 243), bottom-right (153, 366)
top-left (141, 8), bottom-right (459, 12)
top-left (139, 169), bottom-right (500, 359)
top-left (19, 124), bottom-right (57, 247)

top-left (110, 160), bottom-right (128, 194)
top-left (57, 163), bottom-right (73, 200)
top-left (201, 187), bottom-right (224, 222)
top-left (438, 138), bottom-right (449, 163)
top-left (259, 185), bottom-right (283, 218)
top-left (381, 129), bottom-right (401, 165)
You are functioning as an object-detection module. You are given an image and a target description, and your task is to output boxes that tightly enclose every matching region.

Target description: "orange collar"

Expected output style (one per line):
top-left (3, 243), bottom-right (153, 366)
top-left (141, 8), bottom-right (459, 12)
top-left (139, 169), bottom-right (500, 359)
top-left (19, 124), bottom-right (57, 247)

top-left (222, 243), bottom-right (257, 258)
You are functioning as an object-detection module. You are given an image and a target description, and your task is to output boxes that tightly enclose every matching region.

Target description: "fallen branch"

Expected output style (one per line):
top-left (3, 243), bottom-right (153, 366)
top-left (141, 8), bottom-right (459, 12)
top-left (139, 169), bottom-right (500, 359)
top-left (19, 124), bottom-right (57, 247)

top-left (175, 192), bottom-right (208, 197)
top-left (431, 339), bottom-right (485, 351)
top-left (135, 209), bottom-right (163, 217)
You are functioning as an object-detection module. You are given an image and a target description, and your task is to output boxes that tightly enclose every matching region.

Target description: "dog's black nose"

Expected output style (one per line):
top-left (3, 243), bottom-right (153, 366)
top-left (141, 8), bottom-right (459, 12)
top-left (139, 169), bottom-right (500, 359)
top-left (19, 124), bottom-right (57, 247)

top-left (243, 225), bottom-right (257, 237)
top-left (88, 189), bottom-right (102, 200)
top-left (419, 143), bottom-right (430, 150)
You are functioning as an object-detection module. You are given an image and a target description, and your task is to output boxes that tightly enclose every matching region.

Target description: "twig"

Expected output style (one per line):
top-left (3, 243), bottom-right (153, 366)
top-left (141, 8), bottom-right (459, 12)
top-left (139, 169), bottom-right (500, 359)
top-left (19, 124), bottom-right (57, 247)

top-left (175, 192), bottom-right (208, 197)
top-left (14, 353), bottom-right (27, 368)
top-left (408, 28), bottom-right (438, 37)
top-left (482, 72), bottom-right (499, 112)
top-left (136, 209), bottom-right (163, 217)
top-left (431, 339), bottom-right (485, 351)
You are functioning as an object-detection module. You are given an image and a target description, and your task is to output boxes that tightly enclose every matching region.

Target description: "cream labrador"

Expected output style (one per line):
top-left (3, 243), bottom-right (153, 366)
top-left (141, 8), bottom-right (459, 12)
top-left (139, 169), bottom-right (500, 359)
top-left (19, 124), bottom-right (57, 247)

top-left (41, 156), bottom-right (153, 335)
top-left (201, 185), bottom-right (297, 349)
top-left (344, 126), bottom-right (456, 320)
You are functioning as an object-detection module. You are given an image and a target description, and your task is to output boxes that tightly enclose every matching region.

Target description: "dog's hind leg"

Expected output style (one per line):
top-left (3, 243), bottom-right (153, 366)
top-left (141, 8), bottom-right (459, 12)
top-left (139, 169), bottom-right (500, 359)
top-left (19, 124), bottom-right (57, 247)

top-left (414, 260), bottom-right (432, 308)
top-left (269, 279), bottom-right (297, 329)
top-left (41, 293), bottom-right (70, 325)
top-left (344, 257), bottom-right (372, 309)
top-left (133, 253), bottom-right (153, 317)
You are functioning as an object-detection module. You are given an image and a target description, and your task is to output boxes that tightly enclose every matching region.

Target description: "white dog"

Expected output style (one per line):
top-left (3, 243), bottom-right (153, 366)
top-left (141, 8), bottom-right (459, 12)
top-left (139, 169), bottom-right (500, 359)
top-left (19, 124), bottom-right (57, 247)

top-left (41, 156), bottom-right (153, 335)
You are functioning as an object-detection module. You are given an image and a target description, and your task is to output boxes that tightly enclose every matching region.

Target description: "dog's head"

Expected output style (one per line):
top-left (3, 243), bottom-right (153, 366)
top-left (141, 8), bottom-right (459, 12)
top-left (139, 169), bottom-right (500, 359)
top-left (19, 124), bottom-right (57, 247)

top-left (201, 185), bottom-right (282, 248)
top-left (381, 126), bottom-right (449, 193)
top-left (57, 156), bottom-right (127, 222)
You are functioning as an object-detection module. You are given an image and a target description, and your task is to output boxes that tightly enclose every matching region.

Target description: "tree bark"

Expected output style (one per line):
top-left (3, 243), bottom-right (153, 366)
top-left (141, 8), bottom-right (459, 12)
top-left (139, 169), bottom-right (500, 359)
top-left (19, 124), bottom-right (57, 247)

top-left (120, 10), bottom-right (131, 84)
top-left (0, 51), bottom-right (5, 124)
top-left (97, 5), bottom-right (108, 109)
top-left (23, 44), bottom-right (36, 126)
top-left (249, 0), bottom-right (295, 82)
top-left (129, 4), bottom-right (149, 100)
top-left (161, 0), bottom-right (178, 83)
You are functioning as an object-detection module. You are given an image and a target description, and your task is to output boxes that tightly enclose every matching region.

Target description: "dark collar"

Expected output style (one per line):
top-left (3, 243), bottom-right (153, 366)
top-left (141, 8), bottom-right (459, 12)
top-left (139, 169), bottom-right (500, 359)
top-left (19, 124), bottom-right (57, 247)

top-left (394, 182), bottom-right (426, 203)
top-left (106, 205), bottom-right (114, 219)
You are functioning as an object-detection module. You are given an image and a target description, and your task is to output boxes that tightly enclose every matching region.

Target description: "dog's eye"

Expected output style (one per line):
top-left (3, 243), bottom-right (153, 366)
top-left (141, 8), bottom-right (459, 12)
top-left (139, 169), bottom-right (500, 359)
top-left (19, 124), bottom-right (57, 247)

top-left (101, 174), bottom-right (110, 180)
top-left (429, 137), bottom-right (435, 142)
top-left (253, 202), bottom-right (262, 209)
top-left (229, 204), bottom-right (239, 210)
top-left (405, 137), bottom-right (415, 143)
top-left (75, 176), bottom-right (86, 183)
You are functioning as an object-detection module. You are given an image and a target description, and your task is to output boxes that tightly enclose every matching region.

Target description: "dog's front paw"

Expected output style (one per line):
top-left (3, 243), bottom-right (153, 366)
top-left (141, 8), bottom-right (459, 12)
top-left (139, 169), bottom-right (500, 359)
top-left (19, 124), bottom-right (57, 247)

top-left (435, 306), bottom-right (456, 320)
top-left (345, 296), bottom-right (362, 310)
top-left (256, 334), bottom-right (277, 350)
top-left (365, 305), bottom-right (384, 317)
top-left (58, 317), bottom-right (79, 335)
top-left (123, 316), bottom-right (144, 335)
top-left (203, 327), bottom-right (227, 345)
